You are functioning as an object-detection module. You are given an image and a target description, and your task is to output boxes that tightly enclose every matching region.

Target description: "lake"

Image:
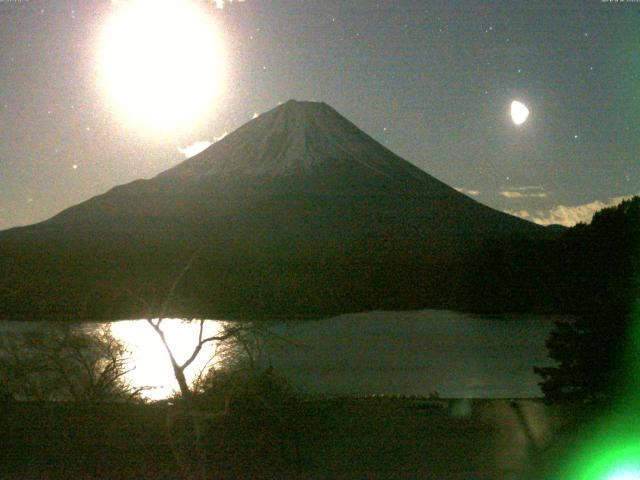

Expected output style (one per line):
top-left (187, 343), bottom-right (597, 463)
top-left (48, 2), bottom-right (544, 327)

top-left (0, 309), bottom-right (563, 400)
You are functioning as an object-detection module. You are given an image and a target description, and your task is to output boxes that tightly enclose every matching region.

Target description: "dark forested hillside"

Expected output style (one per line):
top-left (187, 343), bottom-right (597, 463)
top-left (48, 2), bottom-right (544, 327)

top-left (463, 196), bottom-right (640, 404)
top-left (537, 197), bottom-right (639, 404)
top-left (462, 197), bottom-right (639, 315)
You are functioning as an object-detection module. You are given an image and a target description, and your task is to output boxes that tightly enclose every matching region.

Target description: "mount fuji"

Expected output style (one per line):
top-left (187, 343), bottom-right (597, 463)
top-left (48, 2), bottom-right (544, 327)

top-left (0, 100), bottom-right (545, 320)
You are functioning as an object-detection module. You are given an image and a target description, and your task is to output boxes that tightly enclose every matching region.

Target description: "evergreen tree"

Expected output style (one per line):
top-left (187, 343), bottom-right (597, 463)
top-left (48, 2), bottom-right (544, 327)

top-left (535, 197), bottom-right (640, 404)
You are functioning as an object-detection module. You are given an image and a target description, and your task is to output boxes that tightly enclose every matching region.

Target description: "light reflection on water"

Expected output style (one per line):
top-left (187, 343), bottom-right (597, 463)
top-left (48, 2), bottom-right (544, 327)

top-left (1, 310), bottom-right (563, 400)
top-left (108, 319), bottom-right (227, 400)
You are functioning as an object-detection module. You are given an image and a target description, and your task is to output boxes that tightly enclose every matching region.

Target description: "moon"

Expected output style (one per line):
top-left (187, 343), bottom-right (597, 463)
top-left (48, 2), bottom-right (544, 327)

top-left (97, 0), bottom-right (226, 135)
top-left (510, 100), bottom-right (530, 126)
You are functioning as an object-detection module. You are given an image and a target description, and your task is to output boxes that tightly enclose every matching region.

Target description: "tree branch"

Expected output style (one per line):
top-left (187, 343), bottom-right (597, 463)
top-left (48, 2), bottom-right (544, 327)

top-left (159, 249), bottom-right (200, 318)
top-left (179, 326), bottom-right (243, 371)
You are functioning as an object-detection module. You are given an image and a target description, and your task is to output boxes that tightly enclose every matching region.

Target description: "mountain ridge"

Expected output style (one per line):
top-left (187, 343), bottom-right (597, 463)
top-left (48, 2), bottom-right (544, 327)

top-left (0, 99), bottom-right (546, 320)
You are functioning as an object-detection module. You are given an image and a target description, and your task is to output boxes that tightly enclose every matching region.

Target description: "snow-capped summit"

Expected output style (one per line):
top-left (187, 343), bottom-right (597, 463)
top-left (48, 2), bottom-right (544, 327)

top-left (160, 100), bottom-right (450, 195)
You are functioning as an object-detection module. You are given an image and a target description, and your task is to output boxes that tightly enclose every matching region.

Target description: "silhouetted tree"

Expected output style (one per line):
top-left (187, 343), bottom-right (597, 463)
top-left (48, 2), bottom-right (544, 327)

top-left (535, 197), bottom-right (640, 405)
top-left (0, 324), bottom-right (142, 402)
top-left (116, 251), bottom-right (255, 478)
top-left (146, 318), bottom-right (245, 472)
top-left (194, 357), bottom-right (309, 478)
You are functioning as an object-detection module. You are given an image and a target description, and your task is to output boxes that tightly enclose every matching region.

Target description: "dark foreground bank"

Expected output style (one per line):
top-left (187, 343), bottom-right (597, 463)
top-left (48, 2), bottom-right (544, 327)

top-left (1, 397), bottom-right (585, 480)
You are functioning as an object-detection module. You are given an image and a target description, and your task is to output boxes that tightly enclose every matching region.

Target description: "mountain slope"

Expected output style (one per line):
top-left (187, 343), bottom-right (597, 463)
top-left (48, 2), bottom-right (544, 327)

top-left (0, 100), bottom-right (545, 320)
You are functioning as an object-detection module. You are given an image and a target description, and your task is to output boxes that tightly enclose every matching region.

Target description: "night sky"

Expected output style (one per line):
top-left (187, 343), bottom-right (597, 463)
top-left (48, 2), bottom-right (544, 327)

top-left (1, 0), bottom-right (638, 231)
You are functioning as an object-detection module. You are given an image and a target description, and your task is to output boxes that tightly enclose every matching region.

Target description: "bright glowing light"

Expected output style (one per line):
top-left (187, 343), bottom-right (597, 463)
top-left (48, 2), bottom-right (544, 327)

top-left (110, 319), bottom-right (225, 400)
top-left (605, 467), bottom-right (640, 480)
top-left (97, 0), bottom-right (226, 135)
top-left (511, 100), bottom-right (530, 125)
top-left (559, 429), bottom-right (640, 480)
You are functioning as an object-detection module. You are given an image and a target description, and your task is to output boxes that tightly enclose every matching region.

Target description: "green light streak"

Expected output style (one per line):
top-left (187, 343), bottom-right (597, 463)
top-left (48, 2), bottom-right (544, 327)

top-left (624, 302), bottom-right (640, 399)
top-left (555, 301), bottom-right (640, 479)
top-left (556, 413), bottom-right (640, 479)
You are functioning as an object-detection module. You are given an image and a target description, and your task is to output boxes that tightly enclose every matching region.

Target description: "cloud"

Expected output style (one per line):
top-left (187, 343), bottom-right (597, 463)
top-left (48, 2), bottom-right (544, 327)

top-left (211, 0), bottom-right (245, 9)
top-left (455, 187), bottom-right (480, 196)
top-left (113, 0), bottom-right (245, 8)
top-left (213, 131), bottom-right (228, 142)
top-left (177, 140), bottom-right (212, 159)
top-left (499, 191), bottom-right (548, 198)
top-left (178, 132), bottom-right (229, 158)
top-left (505, 195), bottom-right (635, 227)
top-left (510, 186), bottom-right (545, 191)
top-left (499, 186), bottom-right (548, 198)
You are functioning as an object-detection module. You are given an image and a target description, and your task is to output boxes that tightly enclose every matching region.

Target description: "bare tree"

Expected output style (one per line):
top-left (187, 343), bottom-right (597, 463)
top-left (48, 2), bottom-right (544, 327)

top-left (0, 324), bottom-right (143, 403)
top-left (146, 317), bottom-right (248, 477)
top-left (113, 251), bottom-right (285, 477)
top-left (146, 318), bottom-right (244, 404)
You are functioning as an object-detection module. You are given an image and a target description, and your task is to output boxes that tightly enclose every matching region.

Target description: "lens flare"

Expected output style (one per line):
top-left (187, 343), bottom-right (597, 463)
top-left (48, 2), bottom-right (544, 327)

top-left (561, 432), bottom-right (640, 479)
top-left (606, 466), bottom-right (640, 480)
